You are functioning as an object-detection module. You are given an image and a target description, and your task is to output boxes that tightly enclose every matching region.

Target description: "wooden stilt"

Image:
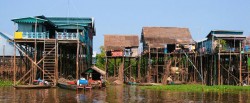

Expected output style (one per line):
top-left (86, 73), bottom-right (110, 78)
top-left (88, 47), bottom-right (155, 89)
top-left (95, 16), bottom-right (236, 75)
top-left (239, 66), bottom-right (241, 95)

top-left (239, 42), bottom-right (242, 86)
top-left (156, 48), bottom-right (159, 83)
top-left (105, 56), bottom-right (108, 79)
top-left (14, 41), bottom-right (16, 85)
top-left (218, 49), bottom-right (221, 85)
top-left (148, 46), bottom-right (151, 83)
top-left (76, 41), bottom-right (79, 80)
top-left (114, 58), bottom-right (116, 77)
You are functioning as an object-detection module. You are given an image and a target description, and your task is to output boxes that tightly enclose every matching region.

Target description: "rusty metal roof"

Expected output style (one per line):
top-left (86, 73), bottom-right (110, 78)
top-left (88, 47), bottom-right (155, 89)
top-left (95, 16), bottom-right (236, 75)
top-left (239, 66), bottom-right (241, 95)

top-left (141, 27), bottom-right (194, 47)
top-left (104, 35), bottom-right (139, 51)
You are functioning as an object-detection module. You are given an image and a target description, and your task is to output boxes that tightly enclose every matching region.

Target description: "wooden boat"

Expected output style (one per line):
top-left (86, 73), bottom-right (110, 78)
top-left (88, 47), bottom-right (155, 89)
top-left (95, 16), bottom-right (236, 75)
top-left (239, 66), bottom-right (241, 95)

top-left (13, 85), bottom-right (51, 89)
top-left (57, 78), bottom-right (91, 91)
top-left (138, 83), bottom-right (163, 86)
top-left (57, 81), bottom-right (82, 90)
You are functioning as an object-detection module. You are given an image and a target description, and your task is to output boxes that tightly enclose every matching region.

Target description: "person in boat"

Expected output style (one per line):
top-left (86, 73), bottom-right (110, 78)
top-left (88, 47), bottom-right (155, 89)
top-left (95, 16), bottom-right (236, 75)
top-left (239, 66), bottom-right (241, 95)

top-left (167, 76), bottom-right (173, 85)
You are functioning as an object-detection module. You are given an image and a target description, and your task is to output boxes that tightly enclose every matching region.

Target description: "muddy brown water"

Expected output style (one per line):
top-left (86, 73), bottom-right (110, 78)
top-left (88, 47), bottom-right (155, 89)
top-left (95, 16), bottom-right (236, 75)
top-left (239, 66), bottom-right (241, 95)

top-left (0, 85), bottom-right (250, 103)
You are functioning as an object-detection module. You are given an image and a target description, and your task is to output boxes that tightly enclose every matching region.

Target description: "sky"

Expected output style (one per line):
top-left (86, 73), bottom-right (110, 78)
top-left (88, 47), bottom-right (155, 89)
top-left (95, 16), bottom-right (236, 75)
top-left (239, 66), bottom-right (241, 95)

top-left (1, 0), bottom-right (250, 54)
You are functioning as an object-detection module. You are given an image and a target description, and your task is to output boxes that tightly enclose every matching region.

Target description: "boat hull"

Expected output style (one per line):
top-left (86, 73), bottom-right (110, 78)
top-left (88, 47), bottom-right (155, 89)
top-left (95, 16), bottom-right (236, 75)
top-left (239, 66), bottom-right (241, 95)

top-left (57, 82), bottom-right (83, 91)
top-left (13, 85), bottom-right (51, 89)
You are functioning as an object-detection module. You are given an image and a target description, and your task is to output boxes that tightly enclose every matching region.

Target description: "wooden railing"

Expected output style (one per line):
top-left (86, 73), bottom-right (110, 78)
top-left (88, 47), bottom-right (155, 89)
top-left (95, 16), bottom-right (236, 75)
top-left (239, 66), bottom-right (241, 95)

top-left (14, 32), bottom-right (49, 39)
top-left (56, 32), bottom-right (85, 42)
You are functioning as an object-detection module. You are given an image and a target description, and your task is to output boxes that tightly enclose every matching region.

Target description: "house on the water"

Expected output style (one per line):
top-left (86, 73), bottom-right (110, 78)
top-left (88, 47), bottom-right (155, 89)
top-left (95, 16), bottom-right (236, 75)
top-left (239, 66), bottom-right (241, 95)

top-left (140, 27), bottom-right (195, 83)
top-left (196, 30), bottom-right (247, 85)
top-left (12, 15), bottom-right (95, 85)
top-left (104, 34), bottom-right (139, 82)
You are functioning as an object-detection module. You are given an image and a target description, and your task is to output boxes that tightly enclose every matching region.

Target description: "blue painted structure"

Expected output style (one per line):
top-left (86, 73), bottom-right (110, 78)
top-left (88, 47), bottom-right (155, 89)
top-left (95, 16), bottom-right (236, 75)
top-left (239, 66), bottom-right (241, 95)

top-left (197, 30), bottom-right (246, 53)
top-left (12, 16), bottom-right (95, 43)
top-left (0, 32), bottom-right (18, 56)
top-left (12, 15), bottom-right (95, 68)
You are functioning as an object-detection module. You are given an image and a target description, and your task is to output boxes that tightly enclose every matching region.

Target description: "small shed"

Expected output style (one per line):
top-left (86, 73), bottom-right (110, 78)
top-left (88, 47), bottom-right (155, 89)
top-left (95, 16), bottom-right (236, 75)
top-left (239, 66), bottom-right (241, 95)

top-left (83, 66), bottom-right (106, 80)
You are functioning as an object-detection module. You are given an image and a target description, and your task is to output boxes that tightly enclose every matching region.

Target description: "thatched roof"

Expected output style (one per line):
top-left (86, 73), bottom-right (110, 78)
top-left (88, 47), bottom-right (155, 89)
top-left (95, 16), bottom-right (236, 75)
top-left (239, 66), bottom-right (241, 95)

top-left (141, 27), bottom-right (194, 47)
top-left (104, 35), bottom-right (139, 51)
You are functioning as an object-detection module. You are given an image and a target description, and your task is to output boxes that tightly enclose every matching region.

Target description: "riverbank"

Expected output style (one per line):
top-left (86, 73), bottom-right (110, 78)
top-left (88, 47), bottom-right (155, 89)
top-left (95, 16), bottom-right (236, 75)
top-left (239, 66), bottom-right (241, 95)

top-left (140, 85), bottom-right (250, 92)
top-left (0, 80), bottom-right (13, 86)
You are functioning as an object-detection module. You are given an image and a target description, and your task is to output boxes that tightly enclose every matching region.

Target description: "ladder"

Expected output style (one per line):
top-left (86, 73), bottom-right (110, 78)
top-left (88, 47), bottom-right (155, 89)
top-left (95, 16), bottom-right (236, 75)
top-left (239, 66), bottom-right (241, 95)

top-left (43, 39), bottom-right (56, 85)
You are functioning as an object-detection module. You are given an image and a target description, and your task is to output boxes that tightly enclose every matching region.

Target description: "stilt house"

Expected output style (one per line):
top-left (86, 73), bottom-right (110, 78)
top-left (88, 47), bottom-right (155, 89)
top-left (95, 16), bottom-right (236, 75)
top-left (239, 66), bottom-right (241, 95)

top-left (12, 15), bottom-right (95, 85)
top-left (104, 35), bottom-right (139, 82)
top-left (140, 27), bottom-right (195, 83)
top-left (196, 30), bottom-right (247, 85)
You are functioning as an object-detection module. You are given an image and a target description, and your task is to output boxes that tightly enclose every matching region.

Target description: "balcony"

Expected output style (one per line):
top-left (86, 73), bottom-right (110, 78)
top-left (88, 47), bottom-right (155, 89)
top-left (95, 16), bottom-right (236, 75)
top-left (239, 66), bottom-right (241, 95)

top-left (56, 32), bottom-right (78, 40)
top-left (14, 32), bottom-right (49, 39)
top-left (14, 32), bottom-right (85, 42)
top-left (56, 32), bottom-right (84, 42)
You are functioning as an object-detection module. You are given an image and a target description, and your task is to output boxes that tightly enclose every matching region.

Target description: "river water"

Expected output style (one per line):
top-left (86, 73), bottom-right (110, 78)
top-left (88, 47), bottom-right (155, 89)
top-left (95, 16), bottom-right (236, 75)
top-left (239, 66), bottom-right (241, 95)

top-left (0, 85), bottom-right (250, 103)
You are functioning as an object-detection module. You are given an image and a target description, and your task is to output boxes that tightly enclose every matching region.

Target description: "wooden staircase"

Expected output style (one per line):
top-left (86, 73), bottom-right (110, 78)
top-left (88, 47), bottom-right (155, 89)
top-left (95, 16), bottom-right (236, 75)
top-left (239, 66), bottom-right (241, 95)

top-left (43, 39), bottom-right (57, 86)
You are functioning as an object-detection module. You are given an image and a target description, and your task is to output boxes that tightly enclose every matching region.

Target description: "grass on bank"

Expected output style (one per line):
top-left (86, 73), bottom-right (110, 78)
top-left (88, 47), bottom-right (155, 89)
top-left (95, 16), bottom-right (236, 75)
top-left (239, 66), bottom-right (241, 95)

top-left (0, 80), bottom-right (13, 86)
top-left (140, 85), bottom-right (250, 92)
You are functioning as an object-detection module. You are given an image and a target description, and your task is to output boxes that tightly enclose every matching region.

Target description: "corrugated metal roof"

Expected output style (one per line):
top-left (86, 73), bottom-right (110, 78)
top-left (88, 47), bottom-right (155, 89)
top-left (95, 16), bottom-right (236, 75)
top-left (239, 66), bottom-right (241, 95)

top-left (12, 17), bottom-right (47, 24)
top-left (141, 27), bottom-right (194, 47)
top-left (213, 34), bottom-right (246, 38)
top-left (47, 17), bottom-right (92, 27)
top-left (211, 30), bottom-right (243, 33)
top-left (104, 35), bottom-right (139, 51)
top-left (206, 30), bottom-right (244, 38)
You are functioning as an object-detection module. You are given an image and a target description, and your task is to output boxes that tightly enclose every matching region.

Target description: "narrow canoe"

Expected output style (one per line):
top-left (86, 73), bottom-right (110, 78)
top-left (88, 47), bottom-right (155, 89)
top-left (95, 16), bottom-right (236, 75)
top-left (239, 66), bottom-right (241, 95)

top-left (57, 82), bottom-right (84, 91)
top-left (13, 85), bottom-right (51, 89)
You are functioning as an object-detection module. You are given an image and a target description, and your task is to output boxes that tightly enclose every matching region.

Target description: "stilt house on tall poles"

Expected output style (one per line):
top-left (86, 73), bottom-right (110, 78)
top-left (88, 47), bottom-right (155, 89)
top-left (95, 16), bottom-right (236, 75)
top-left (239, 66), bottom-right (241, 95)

top-left (196, 30), bottom-right (246, 85)
top-left (140, 27), bottom-right (195, 83)
top-left (12, 15), bottom-right (95, 86)
top-left (104, 35), bottom-right (139, 82)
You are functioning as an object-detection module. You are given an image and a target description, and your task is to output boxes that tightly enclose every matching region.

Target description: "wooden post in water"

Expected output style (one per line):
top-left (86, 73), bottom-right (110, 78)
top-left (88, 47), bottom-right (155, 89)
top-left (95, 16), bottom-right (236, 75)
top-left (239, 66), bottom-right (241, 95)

top-left (137, 57), bottom-right (141, 81)
top-left (218, 40), bottom-right (221, 85)
top-left (248, 54), bottom-right (249, 85)
top-left (76, 41), bottom-right (79, 80)
top-left (3, 45), bottom-right (5, 70)
top-left (239, 42), bottom-right (242, 86)
top-left (55, 40), bottom-right (58, 83)
top-left (114, 57), bottom-right (116, 77)
top-left (129, 57), bottom-right (131, 79)
top-left (156, 48), bottom-right (159, 83)
top-left (105, 53), bottom-right (108, 79)
top-left (34, 18), bottom-right (38, 82)
top-left (14, 41), bottom-right (16, 85)
top-left (148, 45), bottom-right (151, 82)
top-left (122, 57), bottom-right (125, 82)
top-left (200, 52), bottom-right (203, 85)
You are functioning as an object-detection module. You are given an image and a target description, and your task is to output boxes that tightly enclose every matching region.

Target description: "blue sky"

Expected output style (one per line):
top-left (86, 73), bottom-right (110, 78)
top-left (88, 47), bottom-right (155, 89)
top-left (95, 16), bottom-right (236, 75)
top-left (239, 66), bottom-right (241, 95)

top-left (1, 0), bottom-right (250, 53)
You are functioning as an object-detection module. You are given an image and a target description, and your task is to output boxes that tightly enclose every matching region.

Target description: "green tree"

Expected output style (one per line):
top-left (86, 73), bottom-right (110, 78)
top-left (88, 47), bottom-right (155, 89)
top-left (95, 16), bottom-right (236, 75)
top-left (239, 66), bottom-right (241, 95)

top-left (95, 46), bottom-right (105, 70)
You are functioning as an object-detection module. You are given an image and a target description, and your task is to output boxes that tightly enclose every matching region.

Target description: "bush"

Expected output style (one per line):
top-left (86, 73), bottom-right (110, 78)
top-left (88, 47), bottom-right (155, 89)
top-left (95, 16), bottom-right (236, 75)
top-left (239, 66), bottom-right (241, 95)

top-left (0, 80), bottom-right (13, 86)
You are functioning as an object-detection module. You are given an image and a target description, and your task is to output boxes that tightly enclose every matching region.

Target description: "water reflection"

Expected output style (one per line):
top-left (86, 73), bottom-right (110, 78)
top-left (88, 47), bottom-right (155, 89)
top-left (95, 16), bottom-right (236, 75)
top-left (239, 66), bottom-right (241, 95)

top-left (0, 86), bottom-right (250, 103)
